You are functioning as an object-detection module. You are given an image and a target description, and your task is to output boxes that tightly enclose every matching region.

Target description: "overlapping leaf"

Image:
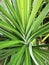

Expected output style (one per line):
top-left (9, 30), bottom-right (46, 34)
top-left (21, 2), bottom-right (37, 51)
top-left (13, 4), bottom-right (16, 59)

top-left (0, 0), bottom-right (49, 65)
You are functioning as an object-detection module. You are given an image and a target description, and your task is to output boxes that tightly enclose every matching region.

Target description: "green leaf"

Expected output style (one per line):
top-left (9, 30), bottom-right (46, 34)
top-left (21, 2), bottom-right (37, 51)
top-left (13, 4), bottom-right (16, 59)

top-left (0, 40), bottom-right (23, 49)
top-left (26, 0), bottom-right (43, 33)
top-left (0, 15), bottom-right (13, 28)
top-left (26, 3), bottom-right (49, 40)
top-left (29, 44), bottom-right (39, 65)
top-left (4, 57), bottom-right (8, 65)
top-left (24, 47), bottom-right (32, 65)
top-left (33, 48), bottom-right (49, 64)
top-left (4, 0), bottom-right (24, 33)
top-left (32, 3), bottom-right (49, 32)
top-left (0, 14), bottom-right (24, 38)
top-left (27, 0), bottom-right (32, 21)
top-left (7, 45), bottom-right (26, 65)
top-left (19, 0), bottom-right (25, 29)
top-left (37, 48), bottom-right (49, 56)
top-left (0, 48), bottom-right (18, 60)
top-left (0, 0), bottom-right (49, 65)
top-left (33, 49), bottom-right (45, 65)
top-left (0, 28), bottom-right (17, 40)
top-left (4, 0), bottom-right (20, 23)
top-left (11, 0), bottom-right (21, 22)
top-left (0, 21), bottom-right (25, 40)
top-left (28, 22), bottom-right (49, 42)
top-left (25, 0), bottom-right (33, 32)
top-left (0, 5), bottom-right (16, 27)
top-left (0, 5), bottom-right (23, 34)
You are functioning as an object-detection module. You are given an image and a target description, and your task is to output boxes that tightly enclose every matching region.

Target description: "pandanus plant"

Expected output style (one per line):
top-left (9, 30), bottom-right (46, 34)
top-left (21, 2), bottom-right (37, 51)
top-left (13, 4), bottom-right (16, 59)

top-left (0, 0), bottom-right (49, 65)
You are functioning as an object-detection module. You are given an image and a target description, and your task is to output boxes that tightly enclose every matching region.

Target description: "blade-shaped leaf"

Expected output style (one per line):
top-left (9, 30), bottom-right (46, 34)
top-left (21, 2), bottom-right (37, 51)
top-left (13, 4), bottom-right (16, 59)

top-left (32, 3), bottom-right (49, 32)
top-left (0, 5), bottom-right (23, 34)
top-left (0, 40), bottom-right (23, 49)
top-left (4, 0), bottom-right (24, 33)
top-left (24, 47), bottom-right (32, 65)
top-left (33, 48), bottom-right (49, 64)
top-left (28, 22), bottom-right (49, 42)
top-left (26, 3), bottom-right (49, 40)
top-left (33, 49), bottom-right (45, 65)
top-left (0, 28), bottom-right (17, 40)
top-left (26, 0), bottom-right (43, 33)
top-left (29, 44), bottom-right (39, 65)
top-left (0, 48), bottom-right (18, 60)
top-left (7, 45), bottom-right (26, 65)
top-left (0, 21), bottom-right (25, 40)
